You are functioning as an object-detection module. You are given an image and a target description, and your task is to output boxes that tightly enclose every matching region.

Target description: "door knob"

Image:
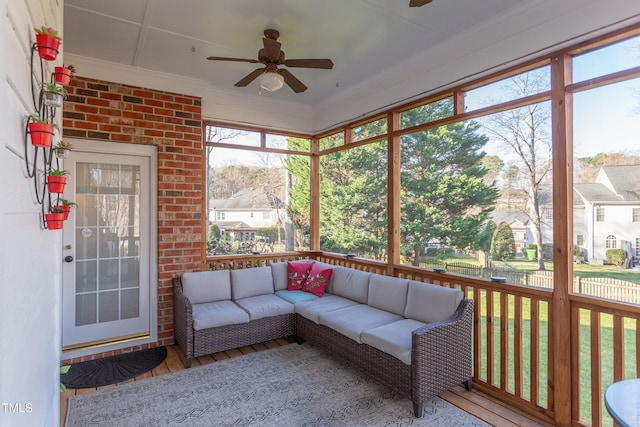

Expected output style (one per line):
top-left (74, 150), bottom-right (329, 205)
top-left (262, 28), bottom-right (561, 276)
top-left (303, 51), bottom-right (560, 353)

top-left (64, 256), bottom-right (74, 263)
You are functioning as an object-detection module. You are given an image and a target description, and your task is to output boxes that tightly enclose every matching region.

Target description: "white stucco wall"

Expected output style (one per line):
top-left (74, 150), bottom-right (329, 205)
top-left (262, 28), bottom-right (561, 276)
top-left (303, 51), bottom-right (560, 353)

top-left (0, 0), bottom-right (63, 425)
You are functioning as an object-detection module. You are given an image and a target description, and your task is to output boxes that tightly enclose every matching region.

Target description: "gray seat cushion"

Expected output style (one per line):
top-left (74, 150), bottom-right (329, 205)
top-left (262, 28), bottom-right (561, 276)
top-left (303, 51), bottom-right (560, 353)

top-left (330, 267), bottom-right (371, 303)
top-left (294, 294), bottom-right (358, 324)
top-left (367, 275), bottom-right (409, 316)
top-left (404, 280), bottom-right (464, 323)
top-left (234, 294), bottom-right (294, 321)
top-left (181, 270), bottom-right (231, 304)
top-left (192, 300), bottom-right (250, 331)
top-left (318, 304), bottom-right (403, 343)
top-left (231, 266), bottom-right (275, 300)
top-left (361, 318), bottom-right (427, 365)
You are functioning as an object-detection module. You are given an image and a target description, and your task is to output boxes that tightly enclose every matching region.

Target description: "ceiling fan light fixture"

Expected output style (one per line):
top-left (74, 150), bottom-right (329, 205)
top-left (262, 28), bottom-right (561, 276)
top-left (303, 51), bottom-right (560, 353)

top-left (259, 71), bottom-right (284, 92)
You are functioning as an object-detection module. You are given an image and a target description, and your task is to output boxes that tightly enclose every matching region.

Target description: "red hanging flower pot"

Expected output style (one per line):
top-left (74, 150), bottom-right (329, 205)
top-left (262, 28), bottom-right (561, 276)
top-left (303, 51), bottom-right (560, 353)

top-left (47, 175), bottom-right (67, 194)
top-left (45, 212), bottom-right (65, 230)
top-left (60, 205), bottom-right (71, 220)
top-left (36, 34), bottom-right (60, 61)
top-left (28, 122), bottom-right (55, 147)
top-left (54, 66), bottom-right (73, 86)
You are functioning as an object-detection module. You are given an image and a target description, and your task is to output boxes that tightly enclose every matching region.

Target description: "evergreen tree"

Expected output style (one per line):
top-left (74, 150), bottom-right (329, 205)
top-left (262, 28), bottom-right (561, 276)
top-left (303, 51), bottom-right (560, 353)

top-left (490, 221), bottom-right (516, 261)
top-left (319, 141), bottom-right (387, 258)
top-left (400, 101), bottom-right (499, 265)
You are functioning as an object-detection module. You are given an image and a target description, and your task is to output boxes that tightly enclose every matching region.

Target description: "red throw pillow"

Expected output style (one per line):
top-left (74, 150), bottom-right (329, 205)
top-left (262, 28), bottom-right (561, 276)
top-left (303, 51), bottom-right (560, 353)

top-left (302, 264), bottom-right (333, 297)
top-left (287, 261), bottom-right (315, 290)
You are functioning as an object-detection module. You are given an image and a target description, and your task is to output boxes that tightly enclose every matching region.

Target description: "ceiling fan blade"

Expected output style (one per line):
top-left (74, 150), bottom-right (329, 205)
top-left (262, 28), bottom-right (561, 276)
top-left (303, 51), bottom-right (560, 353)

top-left (262, 37), bottom-right (282, 61)
top-left (279, 69), bottom-right (307, 93)
top-left (234, 68), bottom-right (266, 87)
top-left (284, 58), bottom-right (334, 69)
top-left (207, 56), bottom-right (260, 63)
top-left (409, 0), bottom-right (433, 6)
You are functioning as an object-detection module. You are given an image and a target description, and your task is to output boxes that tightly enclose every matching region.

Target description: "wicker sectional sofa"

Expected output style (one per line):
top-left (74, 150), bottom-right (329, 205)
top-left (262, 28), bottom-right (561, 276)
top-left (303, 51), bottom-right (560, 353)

top-left (173, 261), bottom-right (473, 417)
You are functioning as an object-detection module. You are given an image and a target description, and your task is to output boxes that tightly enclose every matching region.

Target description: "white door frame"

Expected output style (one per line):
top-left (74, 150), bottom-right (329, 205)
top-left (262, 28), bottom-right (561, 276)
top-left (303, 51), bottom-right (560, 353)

top-left (61, 139), bottom-right (158, 359)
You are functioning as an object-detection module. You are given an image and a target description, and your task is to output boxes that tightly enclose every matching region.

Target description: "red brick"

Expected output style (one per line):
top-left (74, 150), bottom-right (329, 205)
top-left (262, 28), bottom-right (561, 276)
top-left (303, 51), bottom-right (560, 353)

top-left (75, 104), bottom-right (99, 114)
top-left (111, 133), bottom-right (133, 142)
top-left (100, 92), bottom-right (122, 101)
top-left (100, 124), bottom-right (124, 132)
top-left (133, 89), bottom-right (155, 98)
top-left (74, 121), bottom-right (99, 130)
top-left (86, 97), bottom-right (110, 107)
top-left (86, 114), bottom-right (110, 123)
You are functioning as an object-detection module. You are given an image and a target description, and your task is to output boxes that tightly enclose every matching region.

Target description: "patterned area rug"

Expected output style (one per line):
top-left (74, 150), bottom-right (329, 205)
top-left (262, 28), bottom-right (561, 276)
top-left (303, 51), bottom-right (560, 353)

top-left (66, 344), bottom-right (488, 426)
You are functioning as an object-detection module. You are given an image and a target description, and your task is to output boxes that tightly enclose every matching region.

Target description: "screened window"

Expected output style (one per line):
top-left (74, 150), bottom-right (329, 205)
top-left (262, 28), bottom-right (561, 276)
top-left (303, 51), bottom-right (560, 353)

top-left (605, 235), bottom-right (617, 249)
top-left (577, 235), bottom-right (584, 245)
top-left (400, 97), bottom-right (453, 129)
top-left (633, 208), bottom-right (640, 222)
top-left (596, 208), bottom-right (605, 222)
top-left (464, 66), bottom-right (550, 111)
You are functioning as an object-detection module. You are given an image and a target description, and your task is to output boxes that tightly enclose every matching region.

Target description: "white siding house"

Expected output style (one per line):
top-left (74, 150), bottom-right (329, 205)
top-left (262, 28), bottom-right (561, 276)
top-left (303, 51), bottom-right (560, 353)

top-left (209, 188), bottom-right (283, 229)
top-left (574, 165), bottom-right (640, 262)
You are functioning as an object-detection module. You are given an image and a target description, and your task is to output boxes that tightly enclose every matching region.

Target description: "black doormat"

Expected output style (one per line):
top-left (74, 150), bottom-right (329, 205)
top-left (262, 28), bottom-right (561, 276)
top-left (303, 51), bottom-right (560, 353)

top-left (61, 346), bottom-right (167, 389)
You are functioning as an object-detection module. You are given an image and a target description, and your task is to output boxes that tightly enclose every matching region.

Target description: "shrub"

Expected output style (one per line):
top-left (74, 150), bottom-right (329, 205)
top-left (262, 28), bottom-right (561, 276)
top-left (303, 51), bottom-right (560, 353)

top-left (606, 249), bottom-right (626, 266)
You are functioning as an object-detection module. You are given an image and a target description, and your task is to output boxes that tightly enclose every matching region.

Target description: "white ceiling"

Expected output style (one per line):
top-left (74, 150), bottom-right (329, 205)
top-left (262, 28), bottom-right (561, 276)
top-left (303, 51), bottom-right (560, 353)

top-left (63, 0), bottom-right (529, 106)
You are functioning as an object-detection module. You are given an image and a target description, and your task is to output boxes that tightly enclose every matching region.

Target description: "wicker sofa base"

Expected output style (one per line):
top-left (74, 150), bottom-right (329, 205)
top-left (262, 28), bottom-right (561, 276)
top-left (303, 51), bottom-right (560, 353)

top-left (296, 314), bottom-right (412, 397)
top-left (295, 302), bottom-right (473, 418)
top-left (188, 313), bottom-right (294, 368)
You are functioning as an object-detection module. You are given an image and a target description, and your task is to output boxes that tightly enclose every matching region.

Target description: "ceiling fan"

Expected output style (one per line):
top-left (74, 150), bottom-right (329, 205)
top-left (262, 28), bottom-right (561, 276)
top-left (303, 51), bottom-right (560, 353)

top-left (206, 29), bottom-right (334, 93)
top-left (409, 0), bottom-right (433, 6)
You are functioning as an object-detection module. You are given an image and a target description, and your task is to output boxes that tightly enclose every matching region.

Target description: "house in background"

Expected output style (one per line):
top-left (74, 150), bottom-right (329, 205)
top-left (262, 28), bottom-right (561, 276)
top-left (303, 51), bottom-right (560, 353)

top-left (574, 165), bottom-right (640, 262)
top-left (489, 210), bottom-right (533, 256)
top-left (209, 188), bottom-right (284, 233)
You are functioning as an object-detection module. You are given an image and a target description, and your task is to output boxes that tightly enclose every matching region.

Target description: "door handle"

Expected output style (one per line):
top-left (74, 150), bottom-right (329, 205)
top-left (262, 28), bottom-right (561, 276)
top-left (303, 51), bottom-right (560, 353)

top-left (64, 256), bottom-right (74, 263)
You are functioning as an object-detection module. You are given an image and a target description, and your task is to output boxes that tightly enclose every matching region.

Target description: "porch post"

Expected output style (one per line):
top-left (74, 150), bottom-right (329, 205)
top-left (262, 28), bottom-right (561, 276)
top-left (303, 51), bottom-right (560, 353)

top-left (310, 137), bottom-right (321, 250)
top-left (550, 52), bottom-right (573, 426)
top-left (387, 112), bottom-right (401, 275)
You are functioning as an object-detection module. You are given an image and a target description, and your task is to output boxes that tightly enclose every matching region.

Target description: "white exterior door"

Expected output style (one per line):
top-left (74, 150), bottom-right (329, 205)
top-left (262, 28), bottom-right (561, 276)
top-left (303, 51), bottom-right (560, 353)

top-left (61, 140), bottom-right (157, 355)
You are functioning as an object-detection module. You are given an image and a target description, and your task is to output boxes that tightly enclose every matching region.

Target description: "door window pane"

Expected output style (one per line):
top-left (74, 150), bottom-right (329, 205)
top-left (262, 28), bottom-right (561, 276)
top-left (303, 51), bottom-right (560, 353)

top-left (74, 162), bottom-right (141, 326)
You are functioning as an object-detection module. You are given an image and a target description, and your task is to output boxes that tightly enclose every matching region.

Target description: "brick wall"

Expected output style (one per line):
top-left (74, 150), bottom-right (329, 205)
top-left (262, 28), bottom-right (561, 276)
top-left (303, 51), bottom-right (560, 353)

top-left (62, 76), bottom-right (203, 363)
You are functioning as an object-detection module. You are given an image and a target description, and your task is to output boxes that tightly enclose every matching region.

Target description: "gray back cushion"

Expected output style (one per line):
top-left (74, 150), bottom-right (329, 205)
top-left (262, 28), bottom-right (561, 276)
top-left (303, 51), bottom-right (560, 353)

top-left (181, 270), bottom-right (231, 304)
top-left (330, 267), bottom-right (371, 303)
top-left (231, 266), bottom-right (275, 300)
top-left (404, 280), bottom-right (464, 323)
top-left (270, 262), bottom-right (288, 291)
top-left (367, 275), bottom-right (409, 316)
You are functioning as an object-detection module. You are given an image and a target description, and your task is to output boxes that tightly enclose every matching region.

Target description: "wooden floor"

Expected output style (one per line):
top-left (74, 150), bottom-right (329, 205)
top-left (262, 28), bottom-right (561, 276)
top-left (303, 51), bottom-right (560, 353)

top-left (60, 340), bottom-right (553, 427)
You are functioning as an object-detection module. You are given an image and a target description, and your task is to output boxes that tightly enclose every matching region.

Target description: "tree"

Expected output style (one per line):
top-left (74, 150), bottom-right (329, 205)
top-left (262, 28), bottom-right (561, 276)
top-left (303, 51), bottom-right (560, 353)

top-left (576, 152), bottom-right (640, 182)
top-left (319, 141), bottom-right (388, 258)
top-left (490, 221), bottom-right (516, 261)
top-left (285, 138), bottom-right (312, 250)
top-left (401, 101), bottom-right (499, 266)
top-left (481, 70), bottom-right (551, 270)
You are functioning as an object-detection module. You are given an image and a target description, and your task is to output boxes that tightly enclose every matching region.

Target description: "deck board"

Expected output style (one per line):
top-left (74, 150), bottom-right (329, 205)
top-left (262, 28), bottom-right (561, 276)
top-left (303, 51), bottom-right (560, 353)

top-left (60, 342), bottom-right (549, 427)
